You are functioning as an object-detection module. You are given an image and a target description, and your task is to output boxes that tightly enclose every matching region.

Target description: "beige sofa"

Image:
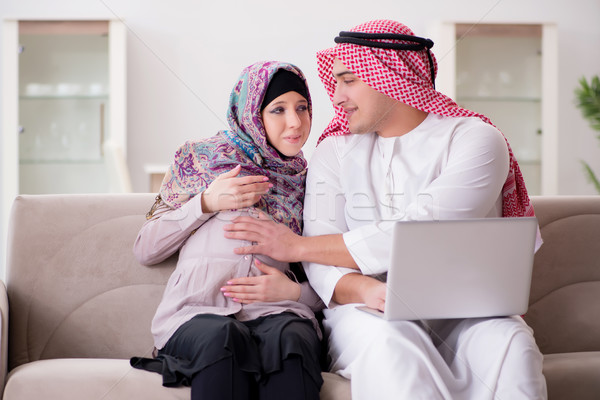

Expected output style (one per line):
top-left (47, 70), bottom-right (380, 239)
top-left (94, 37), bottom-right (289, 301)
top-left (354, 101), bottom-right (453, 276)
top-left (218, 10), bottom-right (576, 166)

top-left (0, 194), bottom-right (598, 399)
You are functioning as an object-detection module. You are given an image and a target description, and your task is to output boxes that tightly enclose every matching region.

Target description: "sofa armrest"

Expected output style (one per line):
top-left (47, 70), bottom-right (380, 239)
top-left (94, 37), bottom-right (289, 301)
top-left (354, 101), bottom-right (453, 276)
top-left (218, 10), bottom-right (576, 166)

top-left (0, 280), bottom-right (8, 396)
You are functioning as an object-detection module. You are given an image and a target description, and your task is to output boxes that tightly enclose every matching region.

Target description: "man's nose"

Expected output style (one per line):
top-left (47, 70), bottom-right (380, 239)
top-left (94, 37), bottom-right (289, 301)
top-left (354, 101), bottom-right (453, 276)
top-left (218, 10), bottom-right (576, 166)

top-left (332, 85), bottom-right (346, 107)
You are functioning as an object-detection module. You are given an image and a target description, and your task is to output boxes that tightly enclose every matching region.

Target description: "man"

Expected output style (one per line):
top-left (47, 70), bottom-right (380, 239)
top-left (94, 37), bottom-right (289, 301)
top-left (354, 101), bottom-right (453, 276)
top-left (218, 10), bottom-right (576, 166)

top-left (224, 19), bottom-right (547, 399)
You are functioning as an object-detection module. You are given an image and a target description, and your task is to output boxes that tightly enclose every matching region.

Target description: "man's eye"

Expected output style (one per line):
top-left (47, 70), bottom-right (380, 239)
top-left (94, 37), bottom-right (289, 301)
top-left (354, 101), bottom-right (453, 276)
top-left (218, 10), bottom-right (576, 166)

top-left (344, 79), bottom-right (354, 85)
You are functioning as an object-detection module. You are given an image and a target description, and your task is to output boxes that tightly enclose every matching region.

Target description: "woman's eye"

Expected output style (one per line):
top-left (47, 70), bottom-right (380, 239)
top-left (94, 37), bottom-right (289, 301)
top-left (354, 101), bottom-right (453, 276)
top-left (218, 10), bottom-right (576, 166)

top-left (269, 107), bottom-right (284, 114)
top-left (297, 105), bottom-right (308, 112)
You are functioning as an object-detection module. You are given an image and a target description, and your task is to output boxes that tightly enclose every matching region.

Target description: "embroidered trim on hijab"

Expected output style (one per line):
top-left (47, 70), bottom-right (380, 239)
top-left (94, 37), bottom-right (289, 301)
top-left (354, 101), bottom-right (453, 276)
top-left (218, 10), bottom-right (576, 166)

top-left (315, 19), bottom-right (535, 221)
top-left (157, 61), bottom-right (311, 235)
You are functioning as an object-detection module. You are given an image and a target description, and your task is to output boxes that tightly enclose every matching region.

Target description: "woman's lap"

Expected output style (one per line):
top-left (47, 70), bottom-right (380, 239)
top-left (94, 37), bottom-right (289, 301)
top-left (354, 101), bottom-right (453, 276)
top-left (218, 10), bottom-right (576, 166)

top-left (144, 313), bottom-right (322, 387)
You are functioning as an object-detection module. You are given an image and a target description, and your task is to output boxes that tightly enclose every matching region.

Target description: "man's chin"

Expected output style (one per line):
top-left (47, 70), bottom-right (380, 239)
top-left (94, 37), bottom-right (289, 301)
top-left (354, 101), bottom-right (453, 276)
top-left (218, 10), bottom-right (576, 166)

top-left (347, 119), bottom-right (374, 135)
top-left (348, 126), bottom-right (370, 135)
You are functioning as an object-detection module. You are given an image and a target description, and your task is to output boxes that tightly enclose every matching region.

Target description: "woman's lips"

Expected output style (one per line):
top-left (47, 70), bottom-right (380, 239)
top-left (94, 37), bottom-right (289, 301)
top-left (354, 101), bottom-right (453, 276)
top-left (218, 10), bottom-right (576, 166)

top-left (284, 135), bottom-right (302, 144)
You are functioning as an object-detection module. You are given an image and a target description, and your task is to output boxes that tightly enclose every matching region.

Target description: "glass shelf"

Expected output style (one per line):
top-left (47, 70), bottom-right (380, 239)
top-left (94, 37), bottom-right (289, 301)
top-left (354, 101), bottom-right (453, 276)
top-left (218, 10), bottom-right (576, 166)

top-left (455, 26), bottom-right (543, 195)
top-left (20, 95), bottom-right (109, 100)
top-left (18, 29), bottom-right (109, 164)
top-left (20, 158), bottom-right (104, 164)
top-left (457, 96), bottom-right (541, 103)
top-left (517, 159), bottom-right (542, 165)
top-left (19, 97), bottom-right (108, 162)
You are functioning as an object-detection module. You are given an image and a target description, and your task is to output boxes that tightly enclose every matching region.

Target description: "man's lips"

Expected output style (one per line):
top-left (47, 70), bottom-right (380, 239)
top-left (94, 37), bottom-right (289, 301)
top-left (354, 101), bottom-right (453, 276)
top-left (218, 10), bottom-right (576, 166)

top-left (343, 107), bottom-right (357, 117)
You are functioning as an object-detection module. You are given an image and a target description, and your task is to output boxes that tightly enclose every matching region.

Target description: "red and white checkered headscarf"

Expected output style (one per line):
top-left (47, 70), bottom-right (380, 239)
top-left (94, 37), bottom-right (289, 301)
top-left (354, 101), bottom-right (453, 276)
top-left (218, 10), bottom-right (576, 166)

top-left (316, 19), bottom-right (534, 218)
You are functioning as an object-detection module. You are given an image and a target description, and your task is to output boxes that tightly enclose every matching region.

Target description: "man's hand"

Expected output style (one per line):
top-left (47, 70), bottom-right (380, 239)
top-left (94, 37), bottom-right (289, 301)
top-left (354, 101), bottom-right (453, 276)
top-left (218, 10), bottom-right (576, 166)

top-left (201, 165), bottom-right (272, 213)
top-left (333, 273), bottom-right (386, 310)
top-left (223, 210), bottom-right (302, 262)
top-left (220, 259), bottom-right (301, 303)
top-left (363, 278), bottom-right (386, 311)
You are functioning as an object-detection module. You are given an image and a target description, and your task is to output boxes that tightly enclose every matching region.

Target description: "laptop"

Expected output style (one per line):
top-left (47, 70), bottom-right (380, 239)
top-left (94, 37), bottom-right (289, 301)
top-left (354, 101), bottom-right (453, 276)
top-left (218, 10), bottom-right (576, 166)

top-left (357, 217), bottom-right (538, 321)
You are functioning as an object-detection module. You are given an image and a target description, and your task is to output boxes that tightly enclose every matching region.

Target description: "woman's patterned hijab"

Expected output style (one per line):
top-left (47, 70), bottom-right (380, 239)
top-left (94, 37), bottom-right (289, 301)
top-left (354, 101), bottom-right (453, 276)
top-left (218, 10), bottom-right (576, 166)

top-left (316, 19), bottom-right (535, 219)
top-left (159, 61), bottom-right (311, 234)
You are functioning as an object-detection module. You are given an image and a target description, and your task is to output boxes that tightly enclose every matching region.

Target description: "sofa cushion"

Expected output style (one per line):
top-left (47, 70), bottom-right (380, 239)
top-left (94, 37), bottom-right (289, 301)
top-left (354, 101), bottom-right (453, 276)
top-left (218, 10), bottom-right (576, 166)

top-left (321, 372), bottom-right (351, 400)
top-left (3, 358), bottom-right (351, 400)
top-left (3, 359), bottom-right (188, 400)
top-left (543, 352), bottom-right (600, 400)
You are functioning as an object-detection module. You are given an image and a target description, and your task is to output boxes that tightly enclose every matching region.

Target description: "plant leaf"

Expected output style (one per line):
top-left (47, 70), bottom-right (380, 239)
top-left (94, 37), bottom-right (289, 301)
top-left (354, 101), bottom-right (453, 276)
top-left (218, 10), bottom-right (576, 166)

top-left (575, 75), bottom-right (600, 131)
top-left (581, 160), bottom-right (600, 194)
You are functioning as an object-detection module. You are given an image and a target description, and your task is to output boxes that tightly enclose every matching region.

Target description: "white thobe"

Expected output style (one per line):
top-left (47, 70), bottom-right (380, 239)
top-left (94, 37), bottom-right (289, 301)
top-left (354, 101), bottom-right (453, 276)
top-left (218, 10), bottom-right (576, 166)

top-left (303, 113), bottom-right (547, 399)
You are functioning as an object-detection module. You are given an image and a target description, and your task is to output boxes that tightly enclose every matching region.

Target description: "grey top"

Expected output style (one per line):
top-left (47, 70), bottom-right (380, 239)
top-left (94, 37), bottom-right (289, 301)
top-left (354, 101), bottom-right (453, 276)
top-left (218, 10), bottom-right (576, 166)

top-left (133, 195), bottom-right (323, 350)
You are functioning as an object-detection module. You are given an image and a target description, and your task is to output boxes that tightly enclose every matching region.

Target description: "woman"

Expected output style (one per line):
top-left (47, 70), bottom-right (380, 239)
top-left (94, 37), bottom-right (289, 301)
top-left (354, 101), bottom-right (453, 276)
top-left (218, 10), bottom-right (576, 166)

top-left (130, 61), bottom-right (323, 400)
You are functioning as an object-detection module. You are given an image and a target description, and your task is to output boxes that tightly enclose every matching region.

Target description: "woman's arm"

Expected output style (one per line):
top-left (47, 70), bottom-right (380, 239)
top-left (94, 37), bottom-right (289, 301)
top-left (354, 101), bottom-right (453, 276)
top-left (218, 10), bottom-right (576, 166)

top-left (133, 194), bottom-right (214, 265)
top-left (297, 281), bottom-right (327, 312)
top-left (134, 166), bottom-right (273, 266)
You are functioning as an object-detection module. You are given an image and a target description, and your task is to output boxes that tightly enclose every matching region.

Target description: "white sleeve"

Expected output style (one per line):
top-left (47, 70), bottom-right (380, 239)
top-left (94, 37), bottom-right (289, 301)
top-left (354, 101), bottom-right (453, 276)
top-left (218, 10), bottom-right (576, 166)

top-left (338, 124), bottom-right (510, 277)
top-left (303, 138), bottom-right (357, 307)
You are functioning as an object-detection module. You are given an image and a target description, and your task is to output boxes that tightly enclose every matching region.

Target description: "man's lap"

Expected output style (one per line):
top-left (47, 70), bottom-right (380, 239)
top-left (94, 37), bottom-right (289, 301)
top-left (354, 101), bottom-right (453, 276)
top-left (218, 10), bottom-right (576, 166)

top-left (322, 305), bottom-right (534, 372)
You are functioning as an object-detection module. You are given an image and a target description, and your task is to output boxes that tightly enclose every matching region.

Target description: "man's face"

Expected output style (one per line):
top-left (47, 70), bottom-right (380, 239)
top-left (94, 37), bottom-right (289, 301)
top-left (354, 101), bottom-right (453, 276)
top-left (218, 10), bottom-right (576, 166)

top-left (331, 58), bottom-right (397, 135)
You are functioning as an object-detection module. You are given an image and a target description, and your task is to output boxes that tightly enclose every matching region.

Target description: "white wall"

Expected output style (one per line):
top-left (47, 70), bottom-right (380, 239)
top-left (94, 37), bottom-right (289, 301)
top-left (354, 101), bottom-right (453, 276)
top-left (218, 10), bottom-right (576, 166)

top-left (1, 0), bottom-right (600, 266)
top-left (3, 0), bottom-right (599, 194)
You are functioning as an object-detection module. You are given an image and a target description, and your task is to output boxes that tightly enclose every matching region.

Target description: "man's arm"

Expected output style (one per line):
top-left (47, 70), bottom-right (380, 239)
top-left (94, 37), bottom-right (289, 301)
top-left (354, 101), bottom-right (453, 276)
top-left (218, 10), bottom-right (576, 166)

top-left (224, 213), bottom-right (357, 268)
top-left (225, 123), bottom-right (512, 306)
top-left (299, 234), bottom-right (358, 268)
top-left (225, 137), bottom-right (365, 306)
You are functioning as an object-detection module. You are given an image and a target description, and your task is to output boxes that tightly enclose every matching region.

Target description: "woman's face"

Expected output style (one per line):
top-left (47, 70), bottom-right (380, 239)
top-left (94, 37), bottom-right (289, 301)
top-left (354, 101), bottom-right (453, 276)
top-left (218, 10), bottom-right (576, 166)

top-left (261, 91), bottom-right (311, 157)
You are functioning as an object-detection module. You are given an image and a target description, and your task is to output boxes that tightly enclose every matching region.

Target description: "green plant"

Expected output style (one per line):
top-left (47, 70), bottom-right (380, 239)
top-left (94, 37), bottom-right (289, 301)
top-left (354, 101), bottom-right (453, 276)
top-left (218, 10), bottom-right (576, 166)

top-left (574, 75), bottom-right (600, 193)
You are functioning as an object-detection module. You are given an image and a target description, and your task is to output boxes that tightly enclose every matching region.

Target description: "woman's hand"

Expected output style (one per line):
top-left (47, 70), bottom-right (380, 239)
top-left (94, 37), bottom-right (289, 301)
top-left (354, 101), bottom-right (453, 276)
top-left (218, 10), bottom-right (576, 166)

top-left (201, 165), bottom-right (273, 213)
top-left (220, 259), bottom-right (301, 303)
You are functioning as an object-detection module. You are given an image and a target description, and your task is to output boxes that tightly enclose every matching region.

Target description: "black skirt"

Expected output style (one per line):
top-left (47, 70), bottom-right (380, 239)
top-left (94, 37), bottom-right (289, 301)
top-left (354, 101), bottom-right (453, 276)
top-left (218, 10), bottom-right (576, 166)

top-left (130, 313), bottom-right (323, 389)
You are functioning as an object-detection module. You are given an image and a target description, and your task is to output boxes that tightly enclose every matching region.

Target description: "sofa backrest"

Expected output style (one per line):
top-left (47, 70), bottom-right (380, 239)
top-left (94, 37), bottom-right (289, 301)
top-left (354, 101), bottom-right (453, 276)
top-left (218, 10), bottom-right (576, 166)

top-left (6, 194), bottom-right (174, 371)
top-left (526, 196), bottom-right (600, 354)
